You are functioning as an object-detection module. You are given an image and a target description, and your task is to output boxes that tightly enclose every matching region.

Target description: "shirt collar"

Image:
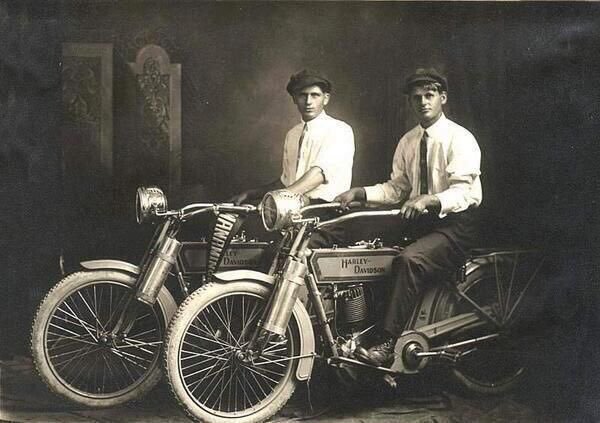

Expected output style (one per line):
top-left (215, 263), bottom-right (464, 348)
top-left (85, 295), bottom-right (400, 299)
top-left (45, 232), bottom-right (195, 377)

top-left (302, 110), bottom-right (328, 127)
top-left (420, 113), bottom-right (447, 138)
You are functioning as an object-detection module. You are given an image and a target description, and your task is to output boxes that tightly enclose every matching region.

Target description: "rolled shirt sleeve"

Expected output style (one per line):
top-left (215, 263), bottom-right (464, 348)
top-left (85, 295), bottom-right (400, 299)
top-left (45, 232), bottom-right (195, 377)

top-left (312, 123), bottom-right (354, 185)
top-left (434, 128), bottom-right (482, 217)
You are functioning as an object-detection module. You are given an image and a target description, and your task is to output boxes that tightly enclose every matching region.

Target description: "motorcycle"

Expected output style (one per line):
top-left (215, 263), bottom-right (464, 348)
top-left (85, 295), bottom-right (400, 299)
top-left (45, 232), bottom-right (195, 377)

top-left (30, 186), bottom-right (269, 407)
top-left (163, 189), bottom-right (546, 423)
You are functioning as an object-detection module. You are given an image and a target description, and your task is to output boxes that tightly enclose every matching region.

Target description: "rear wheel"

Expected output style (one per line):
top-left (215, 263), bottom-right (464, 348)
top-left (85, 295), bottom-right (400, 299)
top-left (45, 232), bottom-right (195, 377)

top-left (432, 253), bottom-right (543, 394)
top-left (164, 282), bottom-right (300, 423)
top-left (31, 270), bottom-right (177, 407)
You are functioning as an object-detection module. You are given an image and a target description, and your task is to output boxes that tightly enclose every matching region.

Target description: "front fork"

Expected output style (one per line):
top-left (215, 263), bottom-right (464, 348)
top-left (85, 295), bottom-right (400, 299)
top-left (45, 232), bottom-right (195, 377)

top-left (247, 257), bottom-right (308, 352)
top-left (110, 236), bottom-right (182, 338)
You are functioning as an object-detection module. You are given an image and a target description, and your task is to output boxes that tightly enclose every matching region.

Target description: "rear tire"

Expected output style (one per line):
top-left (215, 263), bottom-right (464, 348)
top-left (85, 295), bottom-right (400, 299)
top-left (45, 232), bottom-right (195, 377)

top-left (31, 270), bottom-right (177, 407)
top-left (164, 281), bottom-right (300, 423)
top-left (432, 255), bottom-right (536, 394)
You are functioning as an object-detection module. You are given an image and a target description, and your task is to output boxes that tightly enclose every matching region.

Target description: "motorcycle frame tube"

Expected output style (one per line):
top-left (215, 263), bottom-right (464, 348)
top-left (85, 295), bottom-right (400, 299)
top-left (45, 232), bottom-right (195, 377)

top-left (213, 270), bottom-right (315, 381)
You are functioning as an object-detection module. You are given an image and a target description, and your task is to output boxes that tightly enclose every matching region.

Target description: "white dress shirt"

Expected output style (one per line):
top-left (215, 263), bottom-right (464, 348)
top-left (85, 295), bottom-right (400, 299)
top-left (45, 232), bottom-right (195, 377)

top-left (281, 111), bottom-right (355, 201)
top-left (364, 114), bottom-right (482, 218)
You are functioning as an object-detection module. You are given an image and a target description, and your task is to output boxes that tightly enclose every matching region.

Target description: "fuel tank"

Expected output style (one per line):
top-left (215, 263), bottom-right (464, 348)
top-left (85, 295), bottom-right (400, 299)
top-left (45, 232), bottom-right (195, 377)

top-left (308, 246), bottom-right (400, 284)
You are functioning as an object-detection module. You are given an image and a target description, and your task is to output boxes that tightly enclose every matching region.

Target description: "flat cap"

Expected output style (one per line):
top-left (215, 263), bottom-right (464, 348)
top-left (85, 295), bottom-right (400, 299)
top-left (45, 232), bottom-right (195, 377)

top-left (404, 68), bottom-right (448, 94)
top-left (286, 69), bottom-right (332, 95)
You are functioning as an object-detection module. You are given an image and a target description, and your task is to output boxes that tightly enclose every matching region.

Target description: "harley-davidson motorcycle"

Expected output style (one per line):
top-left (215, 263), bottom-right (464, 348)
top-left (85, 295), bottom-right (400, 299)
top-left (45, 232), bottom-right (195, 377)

top-left (30, 186), bottom-right (268, 407)
top-left (163, 189), bottom-right (546, 423)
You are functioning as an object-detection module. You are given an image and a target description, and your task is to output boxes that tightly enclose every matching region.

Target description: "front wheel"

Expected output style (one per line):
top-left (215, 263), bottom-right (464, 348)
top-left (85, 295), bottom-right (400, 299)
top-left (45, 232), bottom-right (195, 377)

top-left (31, 270), bottom-right (177, 407)
top-left (164, 281), bottom-right (300, 423)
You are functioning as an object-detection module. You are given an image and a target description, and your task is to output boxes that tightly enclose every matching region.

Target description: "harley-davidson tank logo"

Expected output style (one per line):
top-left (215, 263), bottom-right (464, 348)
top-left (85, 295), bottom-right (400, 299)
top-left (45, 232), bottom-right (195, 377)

top-left (340, 257), bottom-right (386, 274)
top-left (220, 248), bottom-right (261, 267)
top-left (180, 243), bottom-right (268, 273)
top-left (310, 249), bottom-right (397, 282)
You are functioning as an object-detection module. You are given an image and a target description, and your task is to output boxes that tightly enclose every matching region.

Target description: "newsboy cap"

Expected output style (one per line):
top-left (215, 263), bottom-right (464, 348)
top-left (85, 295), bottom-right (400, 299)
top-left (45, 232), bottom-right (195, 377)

top-left (286, 69), bottom-right (332, 95)
top-left (403, 68), bottom-right (448, 94)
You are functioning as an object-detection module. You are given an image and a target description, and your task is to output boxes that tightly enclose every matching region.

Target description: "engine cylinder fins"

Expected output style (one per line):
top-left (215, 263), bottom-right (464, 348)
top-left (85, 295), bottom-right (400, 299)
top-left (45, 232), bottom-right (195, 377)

top-left (339, 285), bottom-right (368, 325)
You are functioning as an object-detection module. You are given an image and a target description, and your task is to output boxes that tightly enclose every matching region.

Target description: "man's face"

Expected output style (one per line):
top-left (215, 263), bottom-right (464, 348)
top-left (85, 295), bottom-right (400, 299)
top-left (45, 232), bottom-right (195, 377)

top-left (408, 85), bottom-right (447, 127)
top-left (293, 85), bottom-right (330, 121)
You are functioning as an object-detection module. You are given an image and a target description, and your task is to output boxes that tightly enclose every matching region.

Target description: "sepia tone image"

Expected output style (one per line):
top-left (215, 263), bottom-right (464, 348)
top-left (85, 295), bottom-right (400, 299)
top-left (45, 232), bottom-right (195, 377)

top-left (1, 1), bottom-right (599, 422)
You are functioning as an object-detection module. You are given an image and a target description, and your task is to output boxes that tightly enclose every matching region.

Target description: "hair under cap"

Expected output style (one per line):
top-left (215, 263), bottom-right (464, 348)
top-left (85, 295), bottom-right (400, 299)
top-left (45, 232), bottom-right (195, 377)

top-left (403, 68), bottom-right (448, 94)
top-left (286, 69), bottom-right (332, 95)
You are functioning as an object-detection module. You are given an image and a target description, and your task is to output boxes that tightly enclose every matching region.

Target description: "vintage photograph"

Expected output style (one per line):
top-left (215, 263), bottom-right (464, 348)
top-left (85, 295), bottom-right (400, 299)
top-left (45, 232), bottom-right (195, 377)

top-left (1, 1), bottom-right (599, 422)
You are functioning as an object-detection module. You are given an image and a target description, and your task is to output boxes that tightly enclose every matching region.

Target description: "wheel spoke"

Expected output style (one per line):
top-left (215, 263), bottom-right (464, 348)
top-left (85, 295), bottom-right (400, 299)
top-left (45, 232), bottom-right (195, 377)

top-left (494, 256), bottom-right (507, 321)
top-left (506, 256), bottom-right (545, 324)
top-left (239, 361), bottom-right (282, 384)
top-left (60, 301), bottom-right (99, 342)
top-left (209, 302), bottom-right (242, 348)
top-left (503, 253), bottom-right (520, 322)
top-left (185, 326), bottom-right (234, 350)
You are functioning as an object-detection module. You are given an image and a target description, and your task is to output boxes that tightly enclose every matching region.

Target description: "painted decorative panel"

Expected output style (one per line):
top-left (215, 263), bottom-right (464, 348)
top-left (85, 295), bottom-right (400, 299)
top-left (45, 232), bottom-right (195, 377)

top-left (129, 44), bottom-right (181, 201)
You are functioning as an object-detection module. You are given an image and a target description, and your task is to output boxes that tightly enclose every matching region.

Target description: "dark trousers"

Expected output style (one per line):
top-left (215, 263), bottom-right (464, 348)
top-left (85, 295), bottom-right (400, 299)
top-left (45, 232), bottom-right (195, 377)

top-left (383, 208), bottom-right (480, 337)
top-left (307, 198), bottom-right (346, 249)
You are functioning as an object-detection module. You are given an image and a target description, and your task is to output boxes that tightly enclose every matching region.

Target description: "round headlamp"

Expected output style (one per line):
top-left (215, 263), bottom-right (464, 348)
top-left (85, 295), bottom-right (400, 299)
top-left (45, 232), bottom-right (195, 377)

top-left (260, 189), bottom-right (306, 232)
top-left (136, 186), bottom-right (168, 224)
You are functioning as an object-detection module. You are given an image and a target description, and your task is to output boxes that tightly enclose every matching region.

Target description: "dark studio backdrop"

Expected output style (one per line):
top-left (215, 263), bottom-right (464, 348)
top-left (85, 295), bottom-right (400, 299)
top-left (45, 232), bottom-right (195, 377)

top-left (1, 0), bottom-right (599, 415)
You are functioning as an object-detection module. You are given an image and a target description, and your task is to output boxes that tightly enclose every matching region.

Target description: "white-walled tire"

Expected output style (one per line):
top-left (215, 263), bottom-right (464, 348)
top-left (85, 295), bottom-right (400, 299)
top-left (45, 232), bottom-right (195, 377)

top-left (164, 281), bottom-right (299, 423)
top-left (31, 270), bottom-right (177, 407)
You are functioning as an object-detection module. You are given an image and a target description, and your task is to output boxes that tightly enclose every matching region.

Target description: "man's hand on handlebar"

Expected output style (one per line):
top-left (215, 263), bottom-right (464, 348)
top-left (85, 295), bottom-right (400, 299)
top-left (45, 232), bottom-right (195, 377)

top-left (399, 194), bottom-right (440, 220)
top-left (334, 187), bottom-right (367, 209)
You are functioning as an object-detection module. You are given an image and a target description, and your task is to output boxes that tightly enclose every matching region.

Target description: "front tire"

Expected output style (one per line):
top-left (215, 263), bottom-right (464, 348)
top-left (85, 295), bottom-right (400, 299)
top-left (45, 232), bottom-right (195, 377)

top-left (164, 281), bottom-right (300, 423)
top-left (31, 270), bottom-right (177, 407)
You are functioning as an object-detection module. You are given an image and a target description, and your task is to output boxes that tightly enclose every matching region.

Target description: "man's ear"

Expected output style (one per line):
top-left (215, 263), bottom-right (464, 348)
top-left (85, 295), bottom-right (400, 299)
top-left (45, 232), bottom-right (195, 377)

top-left (323, 93), bottom-right (331, 106)
top-left (292, 94), bottom-right (299, 105)
top-left (440, 92), bottom-right (448, 105)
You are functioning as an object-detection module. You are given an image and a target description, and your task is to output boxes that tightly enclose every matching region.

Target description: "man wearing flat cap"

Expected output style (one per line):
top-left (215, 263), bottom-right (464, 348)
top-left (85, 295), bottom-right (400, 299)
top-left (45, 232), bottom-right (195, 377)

top-left (231, 69), bottom-right (355, 246)
top-left (336, 68), bottom-right (482, 366)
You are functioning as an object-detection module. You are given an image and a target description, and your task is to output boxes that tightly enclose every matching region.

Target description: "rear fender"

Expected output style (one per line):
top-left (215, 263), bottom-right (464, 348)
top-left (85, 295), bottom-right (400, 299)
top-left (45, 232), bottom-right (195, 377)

top-left (213, 270), bottom-right (315, 381)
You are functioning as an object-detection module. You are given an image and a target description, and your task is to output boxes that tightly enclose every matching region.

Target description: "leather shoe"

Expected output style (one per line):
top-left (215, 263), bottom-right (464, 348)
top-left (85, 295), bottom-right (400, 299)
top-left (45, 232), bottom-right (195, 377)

top-left (354, 337), bottom-right (396, 367)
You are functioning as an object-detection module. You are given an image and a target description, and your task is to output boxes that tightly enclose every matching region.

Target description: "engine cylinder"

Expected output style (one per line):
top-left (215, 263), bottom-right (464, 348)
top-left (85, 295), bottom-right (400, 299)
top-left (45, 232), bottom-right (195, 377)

top-left (340, 285), bottom-right (368, 325)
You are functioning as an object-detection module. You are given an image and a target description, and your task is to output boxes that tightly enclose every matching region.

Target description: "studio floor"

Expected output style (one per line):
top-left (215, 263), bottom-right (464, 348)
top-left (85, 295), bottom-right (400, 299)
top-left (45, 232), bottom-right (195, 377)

top-left (1, 342), bottom-right (597, 423)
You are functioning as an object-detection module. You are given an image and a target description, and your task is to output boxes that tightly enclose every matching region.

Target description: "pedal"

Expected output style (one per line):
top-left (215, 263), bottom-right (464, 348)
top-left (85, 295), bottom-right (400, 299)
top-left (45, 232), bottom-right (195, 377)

top-left (383, 374), bottom-right (397, 389)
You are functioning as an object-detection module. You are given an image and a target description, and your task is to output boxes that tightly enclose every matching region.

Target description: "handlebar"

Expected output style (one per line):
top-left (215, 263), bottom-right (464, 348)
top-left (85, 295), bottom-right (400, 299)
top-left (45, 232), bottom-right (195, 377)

top-left (298, 201), bottom-right (364, 214)
top-left (157, 203), bottom-right (258, 221)
top-left (295, 200), bottom-right (429, 229)
top-left (316, 208), bottom-right (402, 229)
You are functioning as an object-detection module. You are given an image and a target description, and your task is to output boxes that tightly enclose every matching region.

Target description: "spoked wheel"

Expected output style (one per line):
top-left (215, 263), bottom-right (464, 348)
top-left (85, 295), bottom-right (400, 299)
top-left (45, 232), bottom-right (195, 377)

top-left (164, 282), bottom-right (300, 423)
top-left (31, 270), bottom-right (177, 407)
top-left (432, 252), bottom-right (544, 394)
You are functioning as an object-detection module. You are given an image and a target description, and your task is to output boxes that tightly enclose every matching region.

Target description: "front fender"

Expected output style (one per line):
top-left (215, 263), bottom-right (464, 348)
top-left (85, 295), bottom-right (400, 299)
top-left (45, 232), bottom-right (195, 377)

top-left (213, 269), bottom-right (275, 285)
top-left (80, 259), bottom-right (140, 276)
top-left (213, 271), bottom-right (315, 381)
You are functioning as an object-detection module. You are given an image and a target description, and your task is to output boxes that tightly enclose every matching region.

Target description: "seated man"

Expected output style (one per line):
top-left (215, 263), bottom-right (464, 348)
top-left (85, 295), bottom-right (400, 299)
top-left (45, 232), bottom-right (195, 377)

top-left (335, 68), bottom-right (482, 366)
top-left (231, 69), bottom-right (355, 247)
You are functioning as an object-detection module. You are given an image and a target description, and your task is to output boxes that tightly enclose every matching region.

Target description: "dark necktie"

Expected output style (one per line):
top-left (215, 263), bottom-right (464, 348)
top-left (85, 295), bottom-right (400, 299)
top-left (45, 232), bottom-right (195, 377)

top-left (296, 123), bottom-right (308, 171)
top-left (419, 130), bottom-right (429, 195)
